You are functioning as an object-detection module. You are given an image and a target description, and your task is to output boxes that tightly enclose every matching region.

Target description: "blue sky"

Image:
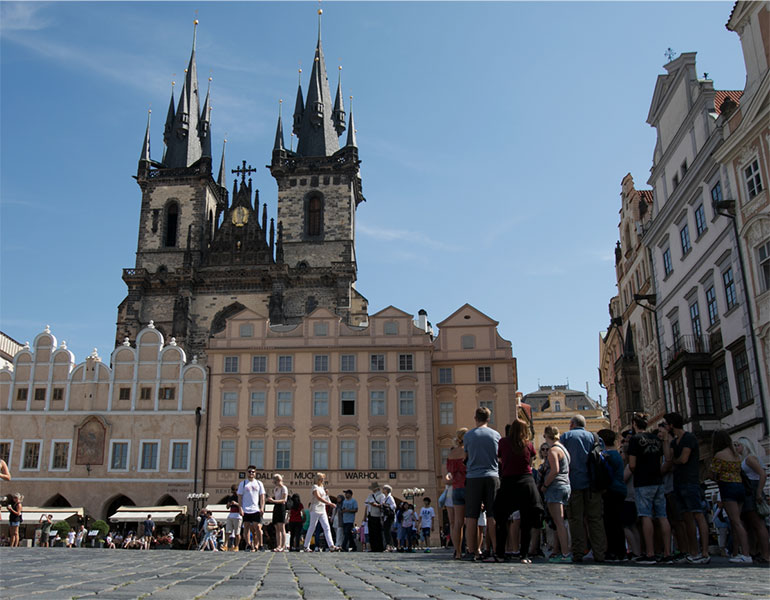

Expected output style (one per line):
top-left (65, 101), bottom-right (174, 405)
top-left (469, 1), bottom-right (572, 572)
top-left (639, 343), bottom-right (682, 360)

top-left (0, 1), bottom-right (745, 402)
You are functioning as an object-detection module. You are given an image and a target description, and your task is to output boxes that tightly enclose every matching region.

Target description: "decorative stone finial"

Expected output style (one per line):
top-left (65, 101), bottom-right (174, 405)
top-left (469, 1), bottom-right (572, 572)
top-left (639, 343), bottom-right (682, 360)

top-left (123, 337), bottom-right (131, 346)
top-left (24, 341), bottom-right (30, 349)
top-left (148, 320), bottom-right (155, 329)
top-left (192, 355), bottom-right (198, 364)
top-left (169, 337), bottom-right (177, 346)
top-left (61, 340), bottom-right (67, 349)
top-left (44, 325), bottom-right (51, 333)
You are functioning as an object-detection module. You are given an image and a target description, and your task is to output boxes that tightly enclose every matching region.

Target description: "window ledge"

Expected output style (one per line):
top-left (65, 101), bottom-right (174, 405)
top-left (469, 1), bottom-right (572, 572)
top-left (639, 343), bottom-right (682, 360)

top-left (724, 304), bottom-right (741, 318)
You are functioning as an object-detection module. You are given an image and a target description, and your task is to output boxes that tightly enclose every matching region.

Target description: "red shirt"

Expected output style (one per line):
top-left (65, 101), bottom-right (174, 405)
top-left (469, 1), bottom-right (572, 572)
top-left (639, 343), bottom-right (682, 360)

top-left (446, 457), bottom-right (467, 489)
top-left (497, 438), bottom-right (535, 477)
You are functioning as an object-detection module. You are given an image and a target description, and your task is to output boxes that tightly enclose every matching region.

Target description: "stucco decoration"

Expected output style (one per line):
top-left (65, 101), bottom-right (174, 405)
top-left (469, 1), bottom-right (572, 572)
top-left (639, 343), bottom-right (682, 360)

top-left (75, 416), bottom-right (107, 465)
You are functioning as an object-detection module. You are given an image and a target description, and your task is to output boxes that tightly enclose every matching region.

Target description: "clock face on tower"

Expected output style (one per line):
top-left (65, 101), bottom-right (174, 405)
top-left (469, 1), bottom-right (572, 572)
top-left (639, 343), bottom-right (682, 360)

top-left (231, 206), bottom-right (249, 227)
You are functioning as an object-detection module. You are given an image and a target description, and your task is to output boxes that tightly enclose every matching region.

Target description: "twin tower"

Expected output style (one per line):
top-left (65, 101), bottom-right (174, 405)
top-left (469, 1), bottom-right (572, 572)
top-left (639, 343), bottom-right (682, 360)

top-left (117, 17), bottom-right (368, 358)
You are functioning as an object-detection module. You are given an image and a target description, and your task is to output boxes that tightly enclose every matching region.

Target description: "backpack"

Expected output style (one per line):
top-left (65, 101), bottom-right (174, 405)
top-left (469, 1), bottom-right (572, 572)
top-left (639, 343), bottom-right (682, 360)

top-left (381, 501), bottom-right (396, 522)
top-left (588, 432), bottom-right (613, 492)
top-left (285, 496), bottom-right (294, 511)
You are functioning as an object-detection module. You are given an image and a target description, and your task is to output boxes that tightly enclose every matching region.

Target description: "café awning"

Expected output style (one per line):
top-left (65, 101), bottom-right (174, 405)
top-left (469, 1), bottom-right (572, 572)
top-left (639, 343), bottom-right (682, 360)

top-left (0, 506), bottom-right (84, 525)
top-left (109, 505), bottom-right (187, 523)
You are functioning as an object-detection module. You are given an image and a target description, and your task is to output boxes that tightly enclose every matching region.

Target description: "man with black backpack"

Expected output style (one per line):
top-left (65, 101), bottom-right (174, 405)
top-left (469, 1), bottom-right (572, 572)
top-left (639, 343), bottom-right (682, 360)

top-left (560, 414), bottom-right (607, 562)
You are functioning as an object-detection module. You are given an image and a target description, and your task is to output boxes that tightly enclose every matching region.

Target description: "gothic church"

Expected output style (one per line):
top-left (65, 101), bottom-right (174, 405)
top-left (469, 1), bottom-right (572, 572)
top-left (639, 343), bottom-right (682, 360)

top-left (116, 18), bottom-right (368, 359)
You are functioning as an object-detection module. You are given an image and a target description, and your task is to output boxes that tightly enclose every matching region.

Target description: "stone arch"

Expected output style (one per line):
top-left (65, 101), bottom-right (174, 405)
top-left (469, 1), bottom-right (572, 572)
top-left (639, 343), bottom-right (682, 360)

top-left (164, 200), bottom-right (180, 247)
top-left (103, 494), bottom-right (135, 521)
top-left (42, 493), bottom-right (72, 508)
top-left (305, 192), bottom-right (324, 238)
top-left (210, 302), bottom-right (247, 336)
top-left (156, 494), bottom-right (179, 506)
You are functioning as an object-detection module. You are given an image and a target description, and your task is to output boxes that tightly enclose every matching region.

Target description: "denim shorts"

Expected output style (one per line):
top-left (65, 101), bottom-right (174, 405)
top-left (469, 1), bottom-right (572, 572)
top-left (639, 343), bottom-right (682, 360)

top-left (544, 483), bottom-right (571, 506)
top-left (674, 482), bottom-right (704, 513)
top-left (635, 484), bottom-right (667, 518)
top-left (452, 487), bottom-right (466, 506)
top-left (718, 481), bottom-right (746, 503)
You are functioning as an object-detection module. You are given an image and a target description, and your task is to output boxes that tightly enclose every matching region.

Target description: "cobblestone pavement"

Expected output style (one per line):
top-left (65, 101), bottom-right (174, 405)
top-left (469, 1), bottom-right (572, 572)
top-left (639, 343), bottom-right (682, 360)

top-left (0, 548), bottom-right (768, 600)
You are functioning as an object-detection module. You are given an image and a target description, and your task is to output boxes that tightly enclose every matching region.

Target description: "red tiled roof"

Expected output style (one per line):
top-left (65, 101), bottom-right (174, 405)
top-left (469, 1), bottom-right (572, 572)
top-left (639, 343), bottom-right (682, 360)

top-left (639, 190), bottom-right (654, 204)
top-left (714, 90), bottom-right (743, 114)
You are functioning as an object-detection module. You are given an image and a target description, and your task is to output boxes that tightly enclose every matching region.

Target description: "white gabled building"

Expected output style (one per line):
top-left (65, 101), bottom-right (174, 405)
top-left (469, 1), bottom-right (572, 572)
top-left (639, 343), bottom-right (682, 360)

top-left (643, 51), bottom-right (765, 459)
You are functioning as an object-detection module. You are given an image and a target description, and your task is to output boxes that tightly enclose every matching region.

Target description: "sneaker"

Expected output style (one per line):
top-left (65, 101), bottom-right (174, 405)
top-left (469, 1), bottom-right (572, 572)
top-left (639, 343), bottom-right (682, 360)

top-left (672, 551), bottom-right (688, 563)
top-left (605, 554), bottom-right (621, 563)
top-left (657, 555), bottom-right (674, 564)
top-left (729, 554), bottom-right (753, 564)
top-left (549, 554), bottom-right (572, 563)
top-left (634, 555), bottom-right (657, 565)
top-left (686, 553), bottom-right (710, 565)
top-left (424, 548), bottom-right (431, 553)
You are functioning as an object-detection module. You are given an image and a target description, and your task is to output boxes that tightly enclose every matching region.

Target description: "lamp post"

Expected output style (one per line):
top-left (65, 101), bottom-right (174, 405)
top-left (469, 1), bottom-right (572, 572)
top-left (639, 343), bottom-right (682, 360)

top-left (187, 492), bottom-right (210, 521)
top-left (402, 487), bottom-right (424, 505)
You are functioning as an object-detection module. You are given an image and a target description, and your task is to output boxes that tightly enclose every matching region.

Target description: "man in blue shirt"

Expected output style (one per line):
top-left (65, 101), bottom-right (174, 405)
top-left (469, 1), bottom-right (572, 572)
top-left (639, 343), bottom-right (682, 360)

top-left (560, 415), bottom-right (607, 562)
top-left (463, 406), bottom-right (501, 559)
top-left (340, 489), bottom-right (358, 551)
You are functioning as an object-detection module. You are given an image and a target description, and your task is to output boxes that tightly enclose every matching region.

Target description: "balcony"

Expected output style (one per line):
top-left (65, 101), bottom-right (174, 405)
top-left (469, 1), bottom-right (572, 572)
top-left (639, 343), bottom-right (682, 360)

top-left (663, 335), bottom-right (710, 372)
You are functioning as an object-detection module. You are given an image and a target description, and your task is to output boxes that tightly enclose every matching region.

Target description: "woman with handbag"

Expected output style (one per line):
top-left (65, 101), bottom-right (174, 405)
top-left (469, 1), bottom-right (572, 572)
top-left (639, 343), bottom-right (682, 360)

top-left (710, 430), bottom-right (751, 563)
top-left (735, 439), bottom-right (769, 563)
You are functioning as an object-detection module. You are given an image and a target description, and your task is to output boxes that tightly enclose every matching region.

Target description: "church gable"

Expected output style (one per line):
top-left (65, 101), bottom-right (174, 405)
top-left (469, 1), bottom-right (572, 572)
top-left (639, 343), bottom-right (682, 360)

top-left (436, 303), bottom-right (499, 328)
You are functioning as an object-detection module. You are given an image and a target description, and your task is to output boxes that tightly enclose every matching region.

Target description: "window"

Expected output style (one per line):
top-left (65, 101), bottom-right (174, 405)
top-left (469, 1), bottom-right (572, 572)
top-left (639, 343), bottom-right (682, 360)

top-left (313, 391), bottom-right (329, 417)
top-left (663, 248), bottom-right (673, 276)
top-left (461, 335), bottom-right (476, 349)
top-left (477, 366), bottom-right (492, 383)
top-left (140, 387), bottom-right (152, 400)
top-left (52, 388), bottom-right (63, 401)
top-left (723, 267), bottom-right (737, 310)
top-left (681, 159), bottom-right (688, 177)
top-left (109, 441), bottom-right (129, 471)
top-left (399, 440), bottom-right (416, 470)
top-left (733, 349), bottom-right (754, 406)
top-left (276, 440), bottom-right (291, 469)
top-left (480, 400), bottom-right (494, 423)
top-left (118, 387), bottom-right (131, 401)
top-left (314, 355), bottom-right (329, 372)
top-left (715, 363), bottom-right (731, 414)
top-left (277, 391), bottom-right (293, 416)
top-left (711, 181), bottom-right (723, 206)
top-left (222, 392), bottom-right (238, 417)
top-left (312, 440), bottom-right (329, 469)
top-left (34, 388), bottom-right (45, 401)
top-left (307, 195), bottom-right (323, 237)
top-left (370, 440), bottom-right (386, 469)
top-left (164, 202), bottom-right (179, 247)
top-left (249, 439), bottom-right (265, 469)
top-left (689, 301), bottom-right (702, 339)
top-left (680, 224), bottom-right (691, 255)
top-left (170, 441), bottom-right (189, 471)
top-left (252, 356), bottom-right (267, 373)
top-left (706, 286), bottom-right (719, 326)
top-left (694, 204), bottom-right (707, 237)
top-left (399, 390), bottom-right (415, 416)
top-left (341, 354), bottom-right (356, 372)
top-left (239, 324), bottom-right (254, 338)
top-left (370, 390), bottom-right (386, 416)
top-left (744, 159), bottom-right (764, 199)
top-left (758, 241), bottom-right (770, 293)
top-left (250, 391), bottom-right (266, 417)
top-left (50, 441), bottom-right (71, 470)
top-left (384, 321), bottom-right (398, 335)
top-left (341, 390), bottom-right (356, 416)
top-left (554, 401), bottom-right (561, 412)
top-left (278, 355), bottom-right (293, 373)
top-left (671, 321), bottom-right (681, 345)
top-left (693, 369), bottom-right (714, 415)
top-left (672, 374), bottom-right (686, 415)
top-left (224, 356), bottom-right (239, 373)
top-left (439, 401), bottom-right (454, 425)
top-left (159, 387), bottom-right (175, 400)
top-left (438, 367), bottom-right (453, 384)
top-left (16, 388), bottom-right (27, 401)
top-left (398, 354), bottom-right (413, 372)
top-left (340, 440), bottom-right (356, 469)
top-left (672, 173), bottom-right (680, 189)
top-left (313, 322), bottom-right (328, 336)
top-left (21, 441), bottom-right (41, 470)
top-left (370, 354), bottom-right (385, 371)
top-left (0, 442), bottom-right (10, 465)
top-left (219, 440), bottom-right (235, 470)
top-left (440, 447), bottom-right (451, 466)
top-left (139, 441), bottom-right (160, 471)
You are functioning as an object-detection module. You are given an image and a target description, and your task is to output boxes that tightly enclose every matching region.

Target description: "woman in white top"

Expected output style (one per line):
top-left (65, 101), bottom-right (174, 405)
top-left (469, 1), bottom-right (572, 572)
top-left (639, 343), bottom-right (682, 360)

top-left (736, 439), bottom-right (769, 562)
top-left (269, 474), bottom-right (289, 552)
top-left (303, 472), bottom-right (340, 552)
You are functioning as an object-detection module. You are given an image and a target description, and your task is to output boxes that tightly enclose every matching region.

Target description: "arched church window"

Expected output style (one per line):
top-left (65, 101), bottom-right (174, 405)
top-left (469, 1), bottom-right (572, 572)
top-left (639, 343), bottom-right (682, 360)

top-left (208, 209), bottom-right (215, 241)
top-left (307, 195), bottom-right (323, 237)
top-left (164, 202), bottom-right (179, 248)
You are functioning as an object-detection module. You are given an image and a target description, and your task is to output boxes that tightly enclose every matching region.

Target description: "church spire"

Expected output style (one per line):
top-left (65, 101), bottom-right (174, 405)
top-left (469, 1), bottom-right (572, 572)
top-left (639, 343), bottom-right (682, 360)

top-left (346, 96), bottom-right (357, 148)
top-left (163, 82), bottom-right (175, 146)
top-left (292, 69), bottom-right (304, 137)
top-left (163, 20), bottom-right (203, 169)
top-left (199, 77), bottom-right (212, 158)
top-left (140, 109), bottom-right (152, 163)
top-left (217, 139), bottom-right (227, 188)
top-left (274, 100), bottom-right (286, 151)
top-left (332, 66), bottom-right (346, 136)
top-left (296, 8), bottom-right (340, 157)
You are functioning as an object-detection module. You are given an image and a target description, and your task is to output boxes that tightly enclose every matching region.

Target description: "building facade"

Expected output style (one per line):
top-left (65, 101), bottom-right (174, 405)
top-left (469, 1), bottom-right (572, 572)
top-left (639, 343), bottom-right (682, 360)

top-left (713, 0), bottom-right (770, 454)
top-left (643, 51), bottom-right (764, 456)
top-left (0, 325), bottom-right (207, 521)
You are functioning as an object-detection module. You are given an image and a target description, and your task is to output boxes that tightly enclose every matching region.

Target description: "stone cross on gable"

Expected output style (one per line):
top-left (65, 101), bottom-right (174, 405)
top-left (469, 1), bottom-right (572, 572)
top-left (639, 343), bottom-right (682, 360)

top-left (232, 160), bottom-right (257, 184)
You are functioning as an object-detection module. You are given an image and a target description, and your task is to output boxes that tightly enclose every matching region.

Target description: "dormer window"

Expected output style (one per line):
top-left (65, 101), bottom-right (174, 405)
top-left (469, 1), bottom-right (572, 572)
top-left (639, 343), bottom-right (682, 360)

top-left (312, 102), bottom-right (324, 125)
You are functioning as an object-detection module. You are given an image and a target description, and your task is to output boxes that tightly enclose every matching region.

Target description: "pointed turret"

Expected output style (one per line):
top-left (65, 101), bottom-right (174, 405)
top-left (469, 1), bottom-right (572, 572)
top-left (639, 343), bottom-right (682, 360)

top-left (296, 9), bottom-right (340, 157)
top-left (139, 109), bottom-right (152, 163)
top-left (163, 84), bottom-right (175, 146)
top-left (274, 101), bottom-right (286, 151)
top-left (292, 70), bottom-right (304, 136)
top-left (217, 140), bottom-right (227, 188)
top-left (332, 66), bottom-right (346, 136)
top-left (199, 78), bottom-right (212, 158)
top-left (346, 97), bottom-right (357, 148)
top-left (164, 20), bottom-right (203, 169)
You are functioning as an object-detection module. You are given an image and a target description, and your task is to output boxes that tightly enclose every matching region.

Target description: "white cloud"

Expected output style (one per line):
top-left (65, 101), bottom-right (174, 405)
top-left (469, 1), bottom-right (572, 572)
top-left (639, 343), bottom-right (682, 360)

top-left (357, 221), bottom-right (454, 252)
top-left (0, 2), bottom-right (52, 32)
